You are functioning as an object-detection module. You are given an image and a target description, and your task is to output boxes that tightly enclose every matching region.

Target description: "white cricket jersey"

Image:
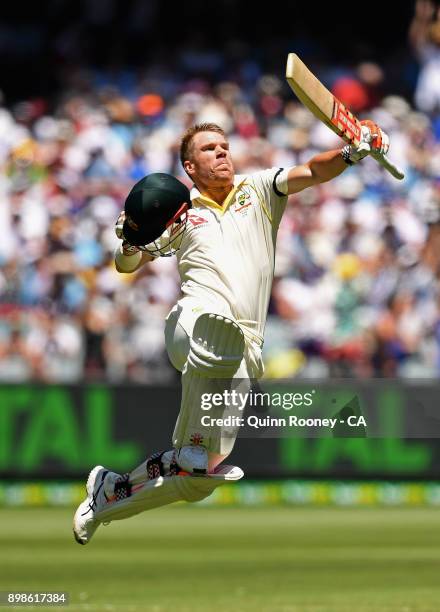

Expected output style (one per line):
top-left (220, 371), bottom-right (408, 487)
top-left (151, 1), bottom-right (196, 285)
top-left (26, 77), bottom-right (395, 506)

top-left (176, 168), bottom-right (288, 346)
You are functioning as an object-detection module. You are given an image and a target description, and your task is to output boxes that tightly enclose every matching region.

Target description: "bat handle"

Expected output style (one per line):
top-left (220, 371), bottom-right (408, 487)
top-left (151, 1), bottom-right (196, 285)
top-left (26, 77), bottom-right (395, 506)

top-left (370, 151), bottom-right (405, 180)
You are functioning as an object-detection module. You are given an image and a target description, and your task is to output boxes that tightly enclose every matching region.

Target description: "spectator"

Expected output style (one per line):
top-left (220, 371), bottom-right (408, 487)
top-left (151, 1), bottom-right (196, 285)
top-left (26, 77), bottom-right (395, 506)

top-left (1, 35), bottom-right (440, 381)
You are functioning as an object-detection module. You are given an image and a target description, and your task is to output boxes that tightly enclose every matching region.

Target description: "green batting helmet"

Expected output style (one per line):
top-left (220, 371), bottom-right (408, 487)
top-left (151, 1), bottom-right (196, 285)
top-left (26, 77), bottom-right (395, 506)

top-left (123, 173), bottom-right (191, 248)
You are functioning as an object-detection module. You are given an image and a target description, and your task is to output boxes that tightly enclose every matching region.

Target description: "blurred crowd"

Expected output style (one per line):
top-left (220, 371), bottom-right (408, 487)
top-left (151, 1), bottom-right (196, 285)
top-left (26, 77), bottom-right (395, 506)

top-left (1, 1), bottom-right (440, 382)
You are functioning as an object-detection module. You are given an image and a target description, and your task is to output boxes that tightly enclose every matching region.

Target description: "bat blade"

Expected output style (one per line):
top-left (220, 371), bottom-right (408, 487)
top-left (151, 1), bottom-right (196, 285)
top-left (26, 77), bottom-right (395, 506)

top-left (286, 53), bottom-right (335, 127)
top-left (285, 53), bottom-right (404, 180)
top-left (286, 53), bottom-right (362, 147)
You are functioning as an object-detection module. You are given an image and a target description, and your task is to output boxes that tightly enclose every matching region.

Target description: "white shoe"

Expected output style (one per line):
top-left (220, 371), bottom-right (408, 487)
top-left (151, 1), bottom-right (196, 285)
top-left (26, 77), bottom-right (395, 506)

top-left (73, 465), bottom-right (109, 545)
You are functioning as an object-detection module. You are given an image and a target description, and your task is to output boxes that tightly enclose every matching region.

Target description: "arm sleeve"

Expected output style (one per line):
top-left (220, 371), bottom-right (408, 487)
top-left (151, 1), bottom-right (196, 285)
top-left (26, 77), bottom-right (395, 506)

top-left (249, 167), bottom-right (290, 226)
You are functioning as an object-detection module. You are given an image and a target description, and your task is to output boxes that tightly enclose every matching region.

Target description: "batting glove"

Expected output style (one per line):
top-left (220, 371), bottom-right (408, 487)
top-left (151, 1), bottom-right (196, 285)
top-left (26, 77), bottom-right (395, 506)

top-left (342, 119), bottom-right (390, 165)
top-left (114, 210), bottom-right (141, 256)
top-left (115, 210), bottom-right (125, 240)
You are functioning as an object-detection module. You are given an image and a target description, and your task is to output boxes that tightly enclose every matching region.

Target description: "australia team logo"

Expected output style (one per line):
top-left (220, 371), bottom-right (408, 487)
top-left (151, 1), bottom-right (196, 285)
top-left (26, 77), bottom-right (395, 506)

top-left (234, 187), bottom-right (252, 214)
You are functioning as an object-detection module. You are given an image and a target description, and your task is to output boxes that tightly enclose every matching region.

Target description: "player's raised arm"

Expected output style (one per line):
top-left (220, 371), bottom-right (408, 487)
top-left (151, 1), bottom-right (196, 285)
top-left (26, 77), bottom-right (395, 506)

top-left (283, 149), bottom-right (347, 194)
top-left (283, 120), bottom-right (390, 195)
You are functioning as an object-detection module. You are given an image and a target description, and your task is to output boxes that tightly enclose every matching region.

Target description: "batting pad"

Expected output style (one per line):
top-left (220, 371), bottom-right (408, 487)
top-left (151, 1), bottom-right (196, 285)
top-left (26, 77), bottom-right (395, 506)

top-left (188, 313), bottom-right (245, 377)
top-left (94, 465), bottom-right (244, 523)
top-left (173, 313), bottom-right (249, 456)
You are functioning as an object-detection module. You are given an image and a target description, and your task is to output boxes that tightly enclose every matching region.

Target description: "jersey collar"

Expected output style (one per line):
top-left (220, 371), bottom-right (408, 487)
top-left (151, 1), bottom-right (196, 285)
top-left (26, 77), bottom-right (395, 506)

top-left (190, 175), bottom-right (247, 215)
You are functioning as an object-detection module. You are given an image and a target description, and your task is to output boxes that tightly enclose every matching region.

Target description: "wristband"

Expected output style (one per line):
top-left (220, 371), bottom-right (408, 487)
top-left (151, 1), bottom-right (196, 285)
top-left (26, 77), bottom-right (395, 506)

top-left (341, 145), bottom-right (354, 166)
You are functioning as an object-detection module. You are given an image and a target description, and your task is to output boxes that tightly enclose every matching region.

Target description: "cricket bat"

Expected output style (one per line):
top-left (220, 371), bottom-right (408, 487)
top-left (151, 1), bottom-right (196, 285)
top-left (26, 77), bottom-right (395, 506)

top-left (285, 53), bottom-right (404, 180)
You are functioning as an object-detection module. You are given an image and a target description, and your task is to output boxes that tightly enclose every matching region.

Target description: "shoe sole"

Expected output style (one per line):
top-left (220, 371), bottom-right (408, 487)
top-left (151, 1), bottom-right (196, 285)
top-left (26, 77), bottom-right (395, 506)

top-left (72, 465), bottom-right (105, 545)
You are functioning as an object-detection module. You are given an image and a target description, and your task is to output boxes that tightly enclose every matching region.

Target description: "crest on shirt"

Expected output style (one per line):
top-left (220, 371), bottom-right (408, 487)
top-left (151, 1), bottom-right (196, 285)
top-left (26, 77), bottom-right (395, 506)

top-left (234, 187), bottom-right (252, 214)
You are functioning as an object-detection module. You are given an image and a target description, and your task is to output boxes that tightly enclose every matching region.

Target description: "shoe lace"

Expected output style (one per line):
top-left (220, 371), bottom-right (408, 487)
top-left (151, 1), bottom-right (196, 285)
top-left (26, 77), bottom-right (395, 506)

top-left (81, 477), bottom-right (105, 517)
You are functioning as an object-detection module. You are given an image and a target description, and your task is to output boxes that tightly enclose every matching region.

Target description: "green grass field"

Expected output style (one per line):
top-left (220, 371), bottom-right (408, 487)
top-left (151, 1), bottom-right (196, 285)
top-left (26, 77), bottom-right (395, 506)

top-left (0, 505), bottom-right (439, 612)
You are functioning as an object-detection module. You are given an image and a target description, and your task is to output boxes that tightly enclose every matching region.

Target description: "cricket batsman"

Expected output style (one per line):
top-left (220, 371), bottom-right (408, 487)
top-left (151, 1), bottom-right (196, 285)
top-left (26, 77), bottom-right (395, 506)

top-left (73, 120), bottom-right (389, 544)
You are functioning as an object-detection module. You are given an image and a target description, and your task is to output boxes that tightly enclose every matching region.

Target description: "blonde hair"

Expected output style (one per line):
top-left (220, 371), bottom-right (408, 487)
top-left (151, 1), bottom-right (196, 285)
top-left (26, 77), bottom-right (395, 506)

top-left (180, 123), bottom-right (226, 166)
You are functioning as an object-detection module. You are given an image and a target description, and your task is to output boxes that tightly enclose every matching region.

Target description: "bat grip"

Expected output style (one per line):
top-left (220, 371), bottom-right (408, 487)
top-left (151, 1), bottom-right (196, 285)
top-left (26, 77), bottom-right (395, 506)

top-left (370, 151), bottom-right (405, 180)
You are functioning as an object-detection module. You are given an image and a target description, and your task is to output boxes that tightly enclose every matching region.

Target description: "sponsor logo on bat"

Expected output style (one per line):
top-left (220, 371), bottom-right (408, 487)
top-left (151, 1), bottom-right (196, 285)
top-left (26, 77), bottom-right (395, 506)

top-left (332, 101), bottom-right (361, 141)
